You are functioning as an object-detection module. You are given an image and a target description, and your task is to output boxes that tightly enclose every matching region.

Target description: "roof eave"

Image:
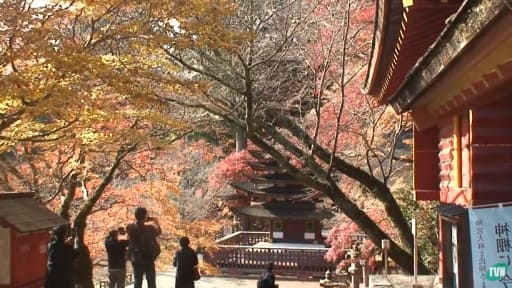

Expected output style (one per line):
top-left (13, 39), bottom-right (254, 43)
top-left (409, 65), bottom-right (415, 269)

top-left (363, 0), bottom-right (403, 97)
top-left (388, 0), bottom-right (510, 114)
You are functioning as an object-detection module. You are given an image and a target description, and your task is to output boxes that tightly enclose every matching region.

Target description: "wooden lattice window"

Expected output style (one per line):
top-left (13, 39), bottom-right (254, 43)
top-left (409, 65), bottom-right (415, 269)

top-left (273, 220), bottom-right (282, 231)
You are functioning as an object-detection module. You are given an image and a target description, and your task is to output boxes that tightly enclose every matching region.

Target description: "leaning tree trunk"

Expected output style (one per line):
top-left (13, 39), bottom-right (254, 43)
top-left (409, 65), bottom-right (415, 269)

top-left (71, 144), bottom-right (137, 287)
top-left (244, 125), bottom-right (431, 275)
top-left (235, 125), bottom-right (248, 152)
top-left (73, 218), bottom-right (94, 288)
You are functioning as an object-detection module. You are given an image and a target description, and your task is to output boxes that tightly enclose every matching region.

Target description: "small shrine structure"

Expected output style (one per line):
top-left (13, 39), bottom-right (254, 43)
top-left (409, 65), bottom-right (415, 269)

top-left (0, 192), bottom-right (67, 288)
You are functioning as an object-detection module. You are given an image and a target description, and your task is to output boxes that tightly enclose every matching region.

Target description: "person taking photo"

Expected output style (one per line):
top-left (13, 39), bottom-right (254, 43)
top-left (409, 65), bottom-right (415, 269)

top-left (105, 226), bottom-right (130, 288)
top-left (127, 207), bottom-right (162, 288)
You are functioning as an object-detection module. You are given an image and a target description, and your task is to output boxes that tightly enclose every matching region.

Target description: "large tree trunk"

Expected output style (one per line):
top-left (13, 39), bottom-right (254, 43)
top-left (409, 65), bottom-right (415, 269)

top-left (245, 125), bottom-right (431, 275)
top-left (235, 127), bottom-right (247, 152)
top-left (73, 219), bottom-right (94, 288)
top-left (69, 145), bottom-right (136, 286)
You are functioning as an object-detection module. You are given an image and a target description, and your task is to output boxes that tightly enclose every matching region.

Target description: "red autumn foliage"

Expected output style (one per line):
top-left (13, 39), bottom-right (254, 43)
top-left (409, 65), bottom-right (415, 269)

top-left (207, 149), bottom-right (255, 194)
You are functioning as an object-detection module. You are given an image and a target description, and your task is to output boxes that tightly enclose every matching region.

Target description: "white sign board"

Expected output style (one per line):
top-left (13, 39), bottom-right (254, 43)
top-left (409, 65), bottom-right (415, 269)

top-left (469, 206), bottom-right (512, 288)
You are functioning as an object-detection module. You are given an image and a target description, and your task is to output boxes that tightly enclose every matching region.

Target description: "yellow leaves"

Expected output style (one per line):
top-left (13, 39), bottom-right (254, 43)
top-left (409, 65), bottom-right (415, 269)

top-left (0, 96), bottom-right (21, 114)
top-left (0, 0), bottom-right (242, 152)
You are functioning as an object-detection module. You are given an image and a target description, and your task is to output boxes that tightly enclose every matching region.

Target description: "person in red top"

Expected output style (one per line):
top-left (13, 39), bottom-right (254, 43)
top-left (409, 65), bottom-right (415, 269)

top-left (127, 207), bottom-right (161, 288)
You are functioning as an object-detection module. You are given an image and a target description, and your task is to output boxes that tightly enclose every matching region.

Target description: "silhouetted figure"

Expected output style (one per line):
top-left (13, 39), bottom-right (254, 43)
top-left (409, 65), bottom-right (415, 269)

top-left (44, 224), bottom-right (79, 288)
top-left (127, 207), bottom-right (162, 288)
top-left (105, 227), bottom-right (130, 288)
top-left (257, 262), bottom-right (276, 288)
top-left (173, 236), bottom-right (199, 288)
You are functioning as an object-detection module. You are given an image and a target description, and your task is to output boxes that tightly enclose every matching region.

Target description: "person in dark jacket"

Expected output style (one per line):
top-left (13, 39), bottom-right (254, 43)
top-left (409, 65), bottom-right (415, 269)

top-left (105, 227), bottom-right (130, 288)
top-left (173, 236), bottom-right (199, 288)
top-left (126, 207), bottom-right (162, 288)
top-left (258, 262), bottom-right (276, 288)
top-left (44, 223), bottom-right (79, 288)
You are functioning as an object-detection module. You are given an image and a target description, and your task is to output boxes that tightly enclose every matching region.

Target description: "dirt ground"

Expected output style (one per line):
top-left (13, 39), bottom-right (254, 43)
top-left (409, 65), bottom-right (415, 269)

top-left (120, 271), bottom-right (321, 288)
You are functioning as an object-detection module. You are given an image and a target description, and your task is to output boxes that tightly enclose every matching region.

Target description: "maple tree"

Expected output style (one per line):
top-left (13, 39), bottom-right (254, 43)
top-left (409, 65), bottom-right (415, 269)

top-left (156, 0), bottom-right (433, 274)
top-left (1, 0), bottom-right (239, 285)
top-left (0, 0), bottom-right (437, 280)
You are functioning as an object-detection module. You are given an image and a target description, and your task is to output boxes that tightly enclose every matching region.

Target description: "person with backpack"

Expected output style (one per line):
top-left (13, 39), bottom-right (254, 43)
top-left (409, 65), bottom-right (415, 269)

top-left (105, 227), bottom-right (130, 288)
top-left (126, 207), bottom-right (162, 288)
top-left (173, 236), bottom-right (199, 288)
top-left (257, 262), bottom-right (277, 288)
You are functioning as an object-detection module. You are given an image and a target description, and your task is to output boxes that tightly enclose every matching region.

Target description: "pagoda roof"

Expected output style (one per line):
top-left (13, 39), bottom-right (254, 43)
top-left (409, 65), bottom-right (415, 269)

top-left (247, 160), bottom-right (284, 172)
top-left (248, 150), bottom-right (267, 160)
top-left (248, 172), bottom-right (303, 186)
top-left (232, 201), bottom-right (334, 220)
top-left (230, 182), bottom-right (309, 198)
top-left (219, 193), bottom-right (249, 201)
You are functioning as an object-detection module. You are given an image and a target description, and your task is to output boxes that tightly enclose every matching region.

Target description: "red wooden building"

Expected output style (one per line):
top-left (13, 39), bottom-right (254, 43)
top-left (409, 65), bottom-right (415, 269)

top-left (364, 0), bottom-right (511, 287)
top-left (228, 151), bottom-right (333, 244)
top-left (0, 192), bottom-right (67, 288)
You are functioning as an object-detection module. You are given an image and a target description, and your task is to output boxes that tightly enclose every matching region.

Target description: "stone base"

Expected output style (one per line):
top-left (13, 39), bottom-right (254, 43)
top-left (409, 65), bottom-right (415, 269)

top-left (368, 275), bottom-right (392, 287)
top-left (369, 275), bottom-right (436, 288)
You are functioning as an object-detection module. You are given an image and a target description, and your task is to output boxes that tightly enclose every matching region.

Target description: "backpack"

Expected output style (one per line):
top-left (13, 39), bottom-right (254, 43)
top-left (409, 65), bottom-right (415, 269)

top-left (147, 238), bottom-right (161, 260)
top-left (257, 272), bottom-right (272, 288)
top-left (129, 224), bottom-right (161, 262)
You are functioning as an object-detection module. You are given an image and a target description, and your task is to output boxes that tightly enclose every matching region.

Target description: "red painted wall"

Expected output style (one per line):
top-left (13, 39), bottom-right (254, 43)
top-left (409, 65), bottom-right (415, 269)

top-left (10, 230), bottom-right (50, 288)
top-left (470, 97), bottom-right (512, 205)
top-left (436, 96), bottom-right (512, 283)
top-left (413, 126), bottom-right (440, 200)
top-left (437, 97), bottom-right (512, 206)
top-left (438, 116), bottom-right (473, 205)
top-left (272, 219), bottom-right (323, 244)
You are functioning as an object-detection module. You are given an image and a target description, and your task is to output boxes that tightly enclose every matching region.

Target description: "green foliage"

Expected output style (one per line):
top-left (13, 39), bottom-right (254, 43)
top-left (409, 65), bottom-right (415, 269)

top-left (394, 186), bottom-right (439, 271)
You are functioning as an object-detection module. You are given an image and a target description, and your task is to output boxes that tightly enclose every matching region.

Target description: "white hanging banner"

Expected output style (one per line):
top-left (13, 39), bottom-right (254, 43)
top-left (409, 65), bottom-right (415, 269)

top-left (469, 205), bottom-right (512, 288)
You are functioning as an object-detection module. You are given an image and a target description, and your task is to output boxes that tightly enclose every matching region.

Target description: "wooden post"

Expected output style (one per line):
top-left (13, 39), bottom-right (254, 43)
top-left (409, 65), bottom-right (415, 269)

top-left (348, 262), bottom-right (360, 288)
top-left (360, 259), bottom-right (368, 287)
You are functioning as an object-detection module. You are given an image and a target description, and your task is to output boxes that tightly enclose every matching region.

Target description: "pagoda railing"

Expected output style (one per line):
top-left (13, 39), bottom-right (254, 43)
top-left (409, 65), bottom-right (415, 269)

top-left (215, 231), bottom-right (270, 246)
top-left (205, 231), bottom-right (332, 278)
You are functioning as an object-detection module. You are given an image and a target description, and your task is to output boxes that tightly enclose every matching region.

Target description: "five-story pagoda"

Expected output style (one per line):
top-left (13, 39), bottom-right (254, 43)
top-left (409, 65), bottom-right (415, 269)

top-left (228, 150), bottom-right (333, 244)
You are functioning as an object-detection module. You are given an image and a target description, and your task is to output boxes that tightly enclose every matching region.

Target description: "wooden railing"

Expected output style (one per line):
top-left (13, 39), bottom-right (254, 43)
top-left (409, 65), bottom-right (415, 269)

top-left (215, 231), bottom-right (270, 246)
top-left (206, 232), bottom-right (333, 278)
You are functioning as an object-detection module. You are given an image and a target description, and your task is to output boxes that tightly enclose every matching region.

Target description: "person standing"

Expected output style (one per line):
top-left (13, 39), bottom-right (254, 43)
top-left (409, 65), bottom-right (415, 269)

top-left (105, 227), bottom-right (130, 288)
top-left (257, 262), bottom-right (277, 288)
top-left (127, 207), bottom-right (162, 288)
top-left (173, 236), bottom-right (199, 288)
top-left (44, 224), bottom-right (79, 288)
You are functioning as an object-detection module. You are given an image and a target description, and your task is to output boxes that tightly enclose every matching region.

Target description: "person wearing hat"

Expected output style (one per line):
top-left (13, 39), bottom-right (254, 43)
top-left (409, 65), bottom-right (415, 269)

top-left (44, 223), bottom-right (79, 288)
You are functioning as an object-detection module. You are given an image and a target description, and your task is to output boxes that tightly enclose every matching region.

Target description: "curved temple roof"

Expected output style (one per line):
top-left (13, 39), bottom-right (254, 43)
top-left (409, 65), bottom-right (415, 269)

top-left (230, 182), bottom-right (310, 198)
top-left (247, 160), bottom-right (284, 172)
top-left (364, 0), bottom-right (462, 104)
top-left (365, 0), bottom-right (512, 129)
top-left (232, 201), bottom-right (334, 220)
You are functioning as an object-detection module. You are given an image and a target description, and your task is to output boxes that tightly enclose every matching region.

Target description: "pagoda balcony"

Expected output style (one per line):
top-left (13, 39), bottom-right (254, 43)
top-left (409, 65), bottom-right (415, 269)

top-left (204, 231), bottom-right (332, 279)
